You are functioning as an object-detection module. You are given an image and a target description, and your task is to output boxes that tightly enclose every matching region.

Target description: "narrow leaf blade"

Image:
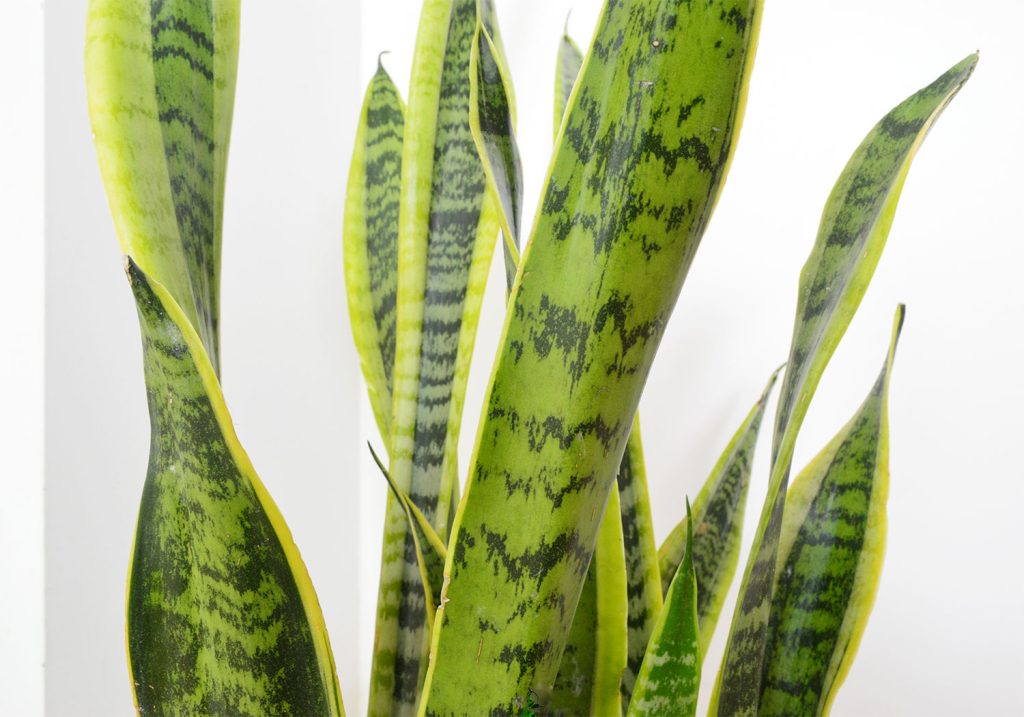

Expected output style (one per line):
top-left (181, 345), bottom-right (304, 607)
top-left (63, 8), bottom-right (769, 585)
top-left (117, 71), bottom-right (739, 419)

top-left (760, 307), bottom-right (903, 716)
top-left (344, 62), bottom-right (405, 445)
top-left (553, 28), bottom-right (583, 140)
top-left (627, 501), bottom-right (700, 717)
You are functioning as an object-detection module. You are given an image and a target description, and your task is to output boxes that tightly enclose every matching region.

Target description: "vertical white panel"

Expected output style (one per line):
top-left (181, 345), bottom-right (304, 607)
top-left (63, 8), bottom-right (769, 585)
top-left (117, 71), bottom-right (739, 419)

top-left (0, 0), bottom-right (44, 715)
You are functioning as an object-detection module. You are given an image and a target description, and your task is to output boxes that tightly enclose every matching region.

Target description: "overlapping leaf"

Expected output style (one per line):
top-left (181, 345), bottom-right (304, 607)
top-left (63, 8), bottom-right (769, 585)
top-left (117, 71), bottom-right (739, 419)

top-left (87, 2), bottom-right (345, 714)
top-left (627, 502), bottom-right (700, 717)
top-left (420, 1), bottom-right (764, 713)
top-left (712, 54), bottom-right (978, 716)
top-left (658, 368), bottom-right (778, 654)
top-left (368, 1), bottom-right (506, 713)
top-left (759, 307), bottom-right (903, 716)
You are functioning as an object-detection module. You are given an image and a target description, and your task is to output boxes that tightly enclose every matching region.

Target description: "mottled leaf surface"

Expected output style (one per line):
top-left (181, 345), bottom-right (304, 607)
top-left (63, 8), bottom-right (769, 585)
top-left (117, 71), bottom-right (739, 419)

top-left (627, 502), bottom-right (700, 717)
top-left (371, 1), bottom-right (504, 713)
top-left (344, 62), bottom-right (405, 443)
top-left (658, 369), bottom-right (777, 654)
top-left (553, 29), bottom-right (583, 141)
top-left (549, 488), bottom-right (629, 717)
top-left (713, 55), bottom-right (977, 717)
top-left (759, 307), bottom-right (903, 717)
top-left (421, 2), bottom-right (763, 714)
top-left (86, 0), bottom-right (239, 371)
top-left (616, 420), bottom-right (663, 706)
top-left (124, 261), bottom-right (343, 717)
top-left (470, 23), bottom-right (523, 290)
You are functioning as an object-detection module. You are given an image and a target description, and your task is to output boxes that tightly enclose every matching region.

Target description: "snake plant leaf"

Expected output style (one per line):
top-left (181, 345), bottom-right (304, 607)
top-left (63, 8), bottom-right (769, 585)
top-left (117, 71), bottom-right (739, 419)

top-left (420, 1), bottom-right (763, 713)
top-left (759, 307), bottom-right (904, 717)
top-left (616, 419), bottom-right (663, 707)
top-left (627, 501), bottom-right (700, 717)
top-left (553, 26), bottom-right (583, 142)
top-left (712, 54), bottom-right (978, 717)
top-left (469, 22), bottom-right (523, 290)
top-left (369, 443), bottom-right (447, 608)
top-left (369, 0), bottom-right (504, 713)
top-left (123, 259), bottom-right (344, 716)
top-left (657, 367), bottom-right (779, 654)
top-left (549, 488), bottom-right (629, 717)
top-left (344, 60), bottom-right (405, 445)
top-left (85, 0), bottom-right (239, 373)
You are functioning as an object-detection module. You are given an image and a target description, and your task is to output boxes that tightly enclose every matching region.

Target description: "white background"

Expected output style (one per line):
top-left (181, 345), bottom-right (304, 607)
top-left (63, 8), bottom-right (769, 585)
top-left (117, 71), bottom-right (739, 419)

top-left (2, 0), bottom-right (1019, 714)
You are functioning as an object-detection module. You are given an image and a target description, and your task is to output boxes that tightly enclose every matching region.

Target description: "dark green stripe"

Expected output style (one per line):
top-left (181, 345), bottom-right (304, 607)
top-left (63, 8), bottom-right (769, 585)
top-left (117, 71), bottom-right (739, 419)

top-left (126, 260), bottom-right (335, 717)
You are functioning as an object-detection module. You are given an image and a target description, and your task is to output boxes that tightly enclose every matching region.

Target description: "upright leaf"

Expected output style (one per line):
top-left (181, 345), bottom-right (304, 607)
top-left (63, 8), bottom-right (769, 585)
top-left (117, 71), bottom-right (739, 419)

top-left (759, 307), bottom-right (903, 716)
top-left (627, 502), bottom-right (700, 717)
top-left (470, 23), bottom-right (523, 289)
top-left (549, 488), bottom-right (629, 717)
top-left (421, 2), bottom-right (764, 713)
top-left (123, 260), bottom-right (344, 716)
top-left (553, 26), bottom-right (583, 141)
top-left (657, 368), bottom-right (778, 653)
top-left (370, 0), bottom-right (504, 713)
top-left (616, 420), bottom-right (663, 707)
top-left (344, 61), bottom-right (405, 444)
top-left (86, 0), bottom-right (239, 372)
top-left (712, 55), bottom-right (978, 716)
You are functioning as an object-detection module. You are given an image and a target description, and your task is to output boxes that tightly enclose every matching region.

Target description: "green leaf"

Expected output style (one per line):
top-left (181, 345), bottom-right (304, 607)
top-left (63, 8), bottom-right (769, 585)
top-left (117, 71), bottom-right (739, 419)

top-left (553, 24), bottom-right (583, 141)
top-left (712, 54), bottom-right (978, 717)
top-left (657, 368), bottom-right (779, 654)
top-left (123, 260), bottom-right (344, 716)
top-left (469, 21), bottom-right (523, 290)
top-left (759, 307), bottom-right (904, 717)
top-left (627, 501), bottom-right (700, 717)
top-left (616, 419), bottom-right (664, 707)
top-left (344, 60), bottom-right (405, 445)
top-left (549, 489), bottom-right (629, 717)
top-left (369, 0), bottom-right (504, 712)
top-left (369, 444), bottom-right (447, 615)
top-left (420, 1), bottom-right (763, 713)
top-left (85, 0), bottom-right (239, 373)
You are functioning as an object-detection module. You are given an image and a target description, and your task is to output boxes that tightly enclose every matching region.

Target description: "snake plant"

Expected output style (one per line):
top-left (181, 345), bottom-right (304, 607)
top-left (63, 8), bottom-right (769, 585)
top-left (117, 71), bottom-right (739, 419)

top-left (86, 0), bottom-right (975, 715)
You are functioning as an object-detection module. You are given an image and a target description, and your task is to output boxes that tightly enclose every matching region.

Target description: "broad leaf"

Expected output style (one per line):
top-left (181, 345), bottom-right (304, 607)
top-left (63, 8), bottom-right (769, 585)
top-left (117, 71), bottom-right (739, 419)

top-left (657, 368), bottom-right (778, 654)
top-left (86, 0), bottom-right (239, 372)
top-left (759, 307), bottom-right (903, 716)
top-left (627, 502), bottom-right (700, 717)
top-left (712, 54), bottom-right (978, 716)
top-left (368, 1), bottom-right (506, 713)
top-left (420, 1), bottom-right (763, 713)
top-left (123, 260), bottom-right (344, 716)
top-left (344, 61), bottom-right (405, 444)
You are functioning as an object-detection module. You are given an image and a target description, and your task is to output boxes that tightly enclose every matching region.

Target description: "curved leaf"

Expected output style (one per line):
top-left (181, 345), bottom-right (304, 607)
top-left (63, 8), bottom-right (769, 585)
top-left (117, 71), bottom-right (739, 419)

top-left (85, 0), bottom-right (239, 372)
top-left (759, 307), bottom-right (903, 716)
top-left (344, 61), bottom-right (405, 444)
top-left (627, 501), bottom-right (700, 717)
top-left (712, 54), bottom-right (978, 717)
top-left (421, 1), bottom-right (764, 712)
top-left (124, 260), bottom-right (344, 716)
top-left (657, 368), bottom-right (778, 654)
